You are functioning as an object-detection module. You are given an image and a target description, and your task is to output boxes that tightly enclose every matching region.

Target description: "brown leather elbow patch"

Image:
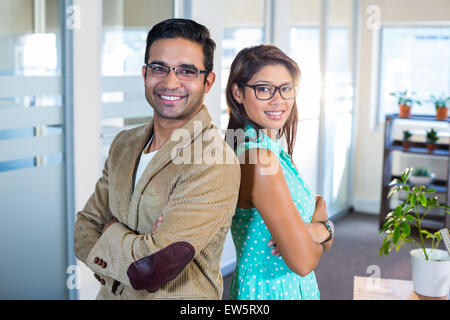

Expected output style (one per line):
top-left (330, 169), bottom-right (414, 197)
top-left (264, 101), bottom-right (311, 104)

top-left (126, 241), bottom-right (195, 293)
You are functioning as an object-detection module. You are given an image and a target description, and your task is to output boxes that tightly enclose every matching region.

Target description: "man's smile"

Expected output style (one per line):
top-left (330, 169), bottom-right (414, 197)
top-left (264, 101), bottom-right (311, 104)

top-left (155, 92), bottom-right (188, 105)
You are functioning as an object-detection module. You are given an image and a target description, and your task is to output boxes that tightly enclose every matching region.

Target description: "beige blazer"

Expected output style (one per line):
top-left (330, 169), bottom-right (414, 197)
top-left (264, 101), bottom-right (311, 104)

top-left (74, 105), bottom-right (240, 299)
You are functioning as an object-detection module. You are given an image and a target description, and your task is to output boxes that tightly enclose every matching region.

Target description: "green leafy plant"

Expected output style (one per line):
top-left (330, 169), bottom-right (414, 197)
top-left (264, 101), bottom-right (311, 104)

top-left (390, 90), bottom-right (422, 107)
top-left (426, 129), bottom-right (439, 143)
top-left (430, 94), bottom-right (450, 110)
top-left (379, 168), bottom-right (450, 260)
top-left (402, 130), bottom-right (412, 141)
top-left (411, 167), bottom-right (431, 177)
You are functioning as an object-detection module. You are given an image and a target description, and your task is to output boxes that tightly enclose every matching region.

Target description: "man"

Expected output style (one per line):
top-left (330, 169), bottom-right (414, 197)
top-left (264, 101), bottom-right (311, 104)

top-left (74, 19), bottom-right (241, 300)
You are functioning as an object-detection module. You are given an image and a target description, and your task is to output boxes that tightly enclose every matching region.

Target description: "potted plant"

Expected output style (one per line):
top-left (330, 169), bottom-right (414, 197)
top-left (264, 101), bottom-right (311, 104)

top-left (402, 130), bottom-right (413, 150)
top-left (390, 90), bottom-right (422, 118)
top-left (408, 167), bottom-right (435, 186)
top-left (380, 168), bottom-right (450, 298)
top-left (430, 94), bottom-right (449, 120)
top-left (425, 128), bottom-right (439, 153)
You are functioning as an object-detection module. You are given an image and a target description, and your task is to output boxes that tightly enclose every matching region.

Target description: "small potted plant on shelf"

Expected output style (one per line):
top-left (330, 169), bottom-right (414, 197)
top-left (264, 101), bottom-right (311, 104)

top-left (380, 168), bottom-right (450, 298)
top-left (425, 128), bottom-right (439, 153)
top-left (408, 167), bottom-right (435, 186)
top-left (402, 130), bottom-right (413, 150)
top-left (390, 90), bottom-right (422, 118)
top-left (430, 94), bottom-right (449, 121)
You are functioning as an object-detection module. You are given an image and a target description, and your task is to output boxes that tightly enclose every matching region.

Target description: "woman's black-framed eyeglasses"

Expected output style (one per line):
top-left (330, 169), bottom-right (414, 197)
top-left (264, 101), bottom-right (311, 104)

top-left (145, 63), bottom-right (208, 81)
top-left (241, 83), bottom-right (295, 100)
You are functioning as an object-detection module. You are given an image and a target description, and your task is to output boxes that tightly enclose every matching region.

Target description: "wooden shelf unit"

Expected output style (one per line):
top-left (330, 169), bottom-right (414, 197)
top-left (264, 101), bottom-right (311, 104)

top-left (379, 114), bottom-right (450, 231)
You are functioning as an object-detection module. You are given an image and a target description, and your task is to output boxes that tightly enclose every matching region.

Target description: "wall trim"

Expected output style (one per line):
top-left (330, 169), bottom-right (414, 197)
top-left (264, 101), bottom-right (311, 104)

top-left (353, 196), bottom-right (380, 215)
top-left (221, 259), bottom-right (236, 277)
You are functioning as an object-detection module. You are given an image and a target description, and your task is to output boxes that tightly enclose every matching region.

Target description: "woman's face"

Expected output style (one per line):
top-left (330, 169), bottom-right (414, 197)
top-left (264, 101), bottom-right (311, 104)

top-left (232, 63), bottom-right (295, 131)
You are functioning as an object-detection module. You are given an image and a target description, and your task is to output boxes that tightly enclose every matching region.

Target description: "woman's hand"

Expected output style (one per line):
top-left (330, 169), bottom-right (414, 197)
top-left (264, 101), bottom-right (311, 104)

top-left (268, 196), bottom-right (329, 256)
top-left (306, 222), bottom-right (329, 244)
top-left (269, 221), bottom-right (332, 255)
top-left (268, 239), bottom-right (281, 257)
top-left (311, 195), bottom-right (328, 223)
top-left (310, 196), bottom-right (334, 250)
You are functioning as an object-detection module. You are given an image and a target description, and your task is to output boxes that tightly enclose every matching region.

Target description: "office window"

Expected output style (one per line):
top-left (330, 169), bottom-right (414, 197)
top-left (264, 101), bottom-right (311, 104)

top-left (289, 0), bottom-right (355, 216)
top-left (220, 0), bottom-right (265, 130)
top-left (378, 27), bottom-right (450, 123)
top-left (290, 27), bottom-right (320, 120)
top-left (101, 0), bottom-right (173, 161)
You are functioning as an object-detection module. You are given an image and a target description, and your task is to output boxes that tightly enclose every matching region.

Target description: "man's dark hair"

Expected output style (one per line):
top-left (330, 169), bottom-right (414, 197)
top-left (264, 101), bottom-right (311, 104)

top-left (144, 18), bottom-right (216, 73)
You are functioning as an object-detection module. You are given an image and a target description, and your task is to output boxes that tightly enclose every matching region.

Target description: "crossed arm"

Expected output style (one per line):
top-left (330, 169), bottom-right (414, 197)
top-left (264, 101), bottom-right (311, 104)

top-left (270, 196), bottom-right (335, 256)
top-left (239, 148), bottom-right (334, 276)
top-left (74, 147), bottom-right (241, 292)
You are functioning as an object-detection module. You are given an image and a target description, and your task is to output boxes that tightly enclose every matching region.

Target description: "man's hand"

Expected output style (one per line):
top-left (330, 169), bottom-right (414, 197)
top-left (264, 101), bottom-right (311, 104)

top-left (151, 215), bottom-right (164, 233)
top-left (102, 217), bottom-right (118, 234)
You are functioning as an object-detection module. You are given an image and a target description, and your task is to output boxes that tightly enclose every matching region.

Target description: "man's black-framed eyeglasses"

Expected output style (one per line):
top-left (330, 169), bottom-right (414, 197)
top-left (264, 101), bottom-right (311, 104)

top-left (242, 83), bottom-right (296, 100)
top-left (145, 63), bottom-right (209, 81)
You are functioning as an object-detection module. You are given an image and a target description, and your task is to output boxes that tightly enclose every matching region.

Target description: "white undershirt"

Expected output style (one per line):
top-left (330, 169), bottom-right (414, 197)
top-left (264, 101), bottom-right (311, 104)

top-left (134, 135), bottom-right (158, 188)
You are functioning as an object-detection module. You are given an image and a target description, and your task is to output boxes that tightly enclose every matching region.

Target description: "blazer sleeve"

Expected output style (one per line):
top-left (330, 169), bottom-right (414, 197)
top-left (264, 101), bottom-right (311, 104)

top-left (84, 160), bottom-right (241, 289)
top-left (73, 132), bottom-right (122, 264)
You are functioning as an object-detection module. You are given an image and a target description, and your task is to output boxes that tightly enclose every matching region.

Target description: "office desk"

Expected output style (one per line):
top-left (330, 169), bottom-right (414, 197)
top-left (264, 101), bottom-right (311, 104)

top-left (353, 276), bottom-right (448, 300)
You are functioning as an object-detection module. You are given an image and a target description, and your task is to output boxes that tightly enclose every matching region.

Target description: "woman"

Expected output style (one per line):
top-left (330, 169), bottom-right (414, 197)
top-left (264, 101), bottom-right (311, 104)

top-left (225, 45), bottom-right (334, 300)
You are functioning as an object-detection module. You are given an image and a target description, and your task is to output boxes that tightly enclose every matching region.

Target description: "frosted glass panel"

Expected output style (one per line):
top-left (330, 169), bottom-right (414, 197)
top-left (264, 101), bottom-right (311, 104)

top-left (0, 135), bottom-right (63, 162)
top-left (0, 164), bottom-right (66, 299)
top-left (0, 0), bottom-right (67, 299)
top-left (0, 106), bottom-right (62, 130)
top-left (0, 76), bottom-right (61, 97)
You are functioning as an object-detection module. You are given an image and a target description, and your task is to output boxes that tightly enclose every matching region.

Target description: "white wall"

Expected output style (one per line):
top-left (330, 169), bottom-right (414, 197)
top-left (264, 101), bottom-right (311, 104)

top-left (73, 0), bottom-right (103, 300)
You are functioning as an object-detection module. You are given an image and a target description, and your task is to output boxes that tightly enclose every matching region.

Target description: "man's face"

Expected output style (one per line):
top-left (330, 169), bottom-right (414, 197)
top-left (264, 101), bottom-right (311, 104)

top-left (142, 38), bottom-right (215, 121)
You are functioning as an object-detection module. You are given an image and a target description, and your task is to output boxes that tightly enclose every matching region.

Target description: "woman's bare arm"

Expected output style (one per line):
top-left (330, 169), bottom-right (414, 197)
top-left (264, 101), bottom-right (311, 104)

top-left (240, 148), bottom-right (323, 276)
top-left (268, 196), bottom-right (335, 256)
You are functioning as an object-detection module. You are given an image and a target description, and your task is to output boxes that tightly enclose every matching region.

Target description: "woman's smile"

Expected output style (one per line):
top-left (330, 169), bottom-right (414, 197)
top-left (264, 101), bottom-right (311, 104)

top-left (264, 110), bottom-right (285, 120)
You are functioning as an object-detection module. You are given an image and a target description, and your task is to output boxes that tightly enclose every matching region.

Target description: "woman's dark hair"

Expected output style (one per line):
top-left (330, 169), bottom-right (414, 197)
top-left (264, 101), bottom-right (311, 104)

top-left (225, 45), bottom-right (300, 157)
top-left (144, 18), bottom-right (216, 73)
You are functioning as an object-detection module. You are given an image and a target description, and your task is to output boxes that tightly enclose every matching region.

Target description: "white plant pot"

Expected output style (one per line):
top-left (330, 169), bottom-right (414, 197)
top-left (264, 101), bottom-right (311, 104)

top-left (410, 248), bottom-right (450, 298)
top-left (408, 173), bottom-right (435, 186)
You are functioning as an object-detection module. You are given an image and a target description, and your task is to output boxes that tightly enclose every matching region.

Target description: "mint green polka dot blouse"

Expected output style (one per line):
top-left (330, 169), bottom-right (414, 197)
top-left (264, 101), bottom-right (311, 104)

top-left (229, 126), bottom-right (320, 300)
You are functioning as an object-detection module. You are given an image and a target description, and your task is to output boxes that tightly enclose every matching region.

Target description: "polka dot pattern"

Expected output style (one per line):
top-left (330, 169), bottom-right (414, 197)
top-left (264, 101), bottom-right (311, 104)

top-left (229, 127), bottom-right (320, 300)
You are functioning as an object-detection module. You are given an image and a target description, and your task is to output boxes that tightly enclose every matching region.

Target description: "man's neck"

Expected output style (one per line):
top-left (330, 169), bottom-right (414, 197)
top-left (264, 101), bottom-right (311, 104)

top-left (147, 107), bottom-right (202, 153)
top-left (152, 116), bottom-right (186, 150)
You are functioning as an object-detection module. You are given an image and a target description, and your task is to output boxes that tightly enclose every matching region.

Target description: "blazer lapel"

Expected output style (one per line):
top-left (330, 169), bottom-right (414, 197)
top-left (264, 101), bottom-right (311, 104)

top-left (115, 121), bottom-right (153, 228)
top-left (128, 105), bottom-right (213, 230)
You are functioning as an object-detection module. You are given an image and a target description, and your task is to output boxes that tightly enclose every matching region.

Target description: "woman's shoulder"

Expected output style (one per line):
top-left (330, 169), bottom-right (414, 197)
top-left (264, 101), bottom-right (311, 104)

top-left (239, 147), bottom-right (280, 167)
top-left (238, 147), bottom-right (284, 185)
top-left (236, 132), bottom-right (282, 157)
